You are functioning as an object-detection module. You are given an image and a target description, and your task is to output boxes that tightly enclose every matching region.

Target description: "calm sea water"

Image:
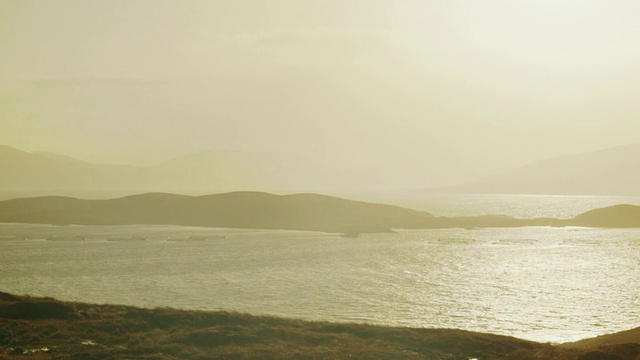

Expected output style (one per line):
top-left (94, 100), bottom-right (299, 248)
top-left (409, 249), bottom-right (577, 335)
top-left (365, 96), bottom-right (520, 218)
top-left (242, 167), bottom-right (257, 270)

top-left (388, 193), bottom-right (640, 218)
top-left (1, 195), bottom-right (639, 343)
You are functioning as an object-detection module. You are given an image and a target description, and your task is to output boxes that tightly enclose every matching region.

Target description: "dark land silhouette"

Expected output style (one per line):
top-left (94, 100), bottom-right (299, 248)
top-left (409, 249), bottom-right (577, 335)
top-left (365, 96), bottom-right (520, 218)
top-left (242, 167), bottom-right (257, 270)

top-left (0, 192), bottom-right (639, 233)
top-left (0, 292), bottom-right (638, 360)
top-left (572, 204), bottom-right (640, 228)
top-left (0, 192), bottom-right (432, 234)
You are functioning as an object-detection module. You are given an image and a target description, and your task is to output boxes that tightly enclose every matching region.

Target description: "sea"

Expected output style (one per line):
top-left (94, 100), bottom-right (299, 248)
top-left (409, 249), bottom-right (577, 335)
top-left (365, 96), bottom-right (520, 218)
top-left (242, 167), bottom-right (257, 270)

top-left (1, 194), bottom-right (639, 344)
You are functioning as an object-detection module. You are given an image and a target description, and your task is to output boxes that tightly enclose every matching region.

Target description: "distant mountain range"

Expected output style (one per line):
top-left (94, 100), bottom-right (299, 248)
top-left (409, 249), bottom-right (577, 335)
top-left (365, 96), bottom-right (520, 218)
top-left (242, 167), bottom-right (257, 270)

top-left (2, 143), bottom-right (640, 197)
top-left (0, 192), bottom-right (638, 232)
top-left (0, 145), bottom-right (143, 191)
top-left (441, 143), bottom-right (640, 195)
top-left (0, 145), bottom-right (363, 198)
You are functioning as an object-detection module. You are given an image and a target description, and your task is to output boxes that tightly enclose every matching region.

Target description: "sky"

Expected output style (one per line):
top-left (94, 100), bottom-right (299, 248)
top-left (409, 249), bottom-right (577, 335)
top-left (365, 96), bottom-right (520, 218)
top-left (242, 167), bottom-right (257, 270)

top-left (1, 0), bottom-right (640, 188)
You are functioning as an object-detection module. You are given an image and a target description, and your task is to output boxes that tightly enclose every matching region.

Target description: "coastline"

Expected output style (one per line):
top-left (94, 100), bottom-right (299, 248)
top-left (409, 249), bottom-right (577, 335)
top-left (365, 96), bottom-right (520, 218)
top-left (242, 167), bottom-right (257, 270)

top-left (1, 292), bottom-right (638, 359)
top-left (1, 192), bottom-right (639, 234)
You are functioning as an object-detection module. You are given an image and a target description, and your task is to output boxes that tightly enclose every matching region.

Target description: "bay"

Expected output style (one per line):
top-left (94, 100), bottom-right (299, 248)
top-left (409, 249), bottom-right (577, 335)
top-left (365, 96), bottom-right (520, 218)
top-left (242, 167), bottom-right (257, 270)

top-left (1, 194), bottom-right (639, 343)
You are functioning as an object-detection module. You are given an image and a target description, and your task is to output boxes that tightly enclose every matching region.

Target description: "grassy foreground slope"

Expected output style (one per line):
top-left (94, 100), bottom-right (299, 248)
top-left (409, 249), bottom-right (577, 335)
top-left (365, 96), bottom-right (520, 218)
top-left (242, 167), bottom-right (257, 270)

top-left (1, 292), bottom-right (639, 359)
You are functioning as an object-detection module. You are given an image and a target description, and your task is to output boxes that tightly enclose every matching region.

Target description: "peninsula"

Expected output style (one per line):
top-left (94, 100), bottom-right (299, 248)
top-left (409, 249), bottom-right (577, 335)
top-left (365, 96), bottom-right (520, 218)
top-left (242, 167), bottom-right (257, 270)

top-left (0, 192), bottom-right (638, 232)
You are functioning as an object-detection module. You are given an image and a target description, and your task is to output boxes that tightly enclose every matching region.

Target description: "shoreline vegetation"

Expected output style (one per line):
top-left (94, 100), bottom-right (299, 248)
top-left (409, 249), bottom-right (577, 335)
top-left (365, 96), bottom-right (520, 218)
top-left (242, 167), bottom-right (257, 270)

top-left (0, 292), bottom-right (639, 360)
top-left (0, 192), bottom-right (639, 234)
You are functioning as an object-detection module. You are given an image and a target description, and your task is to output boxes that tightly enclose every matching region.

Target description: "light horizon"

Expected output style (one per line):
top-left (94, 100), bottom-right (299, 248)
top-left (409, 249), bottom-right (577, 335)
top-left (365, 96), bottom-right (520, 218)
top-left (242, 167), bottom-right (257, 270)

top-left (2, 1), bottom-right (640, 189)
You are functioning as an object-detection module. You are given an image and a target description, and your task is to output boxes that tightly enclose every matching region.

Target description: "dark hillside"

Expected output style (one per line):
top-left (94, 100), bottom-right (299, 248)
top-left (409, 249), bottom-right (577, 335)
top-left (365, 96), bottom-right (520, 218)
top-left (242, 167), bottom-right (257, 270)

top-left (0, 192), bottom-right (433, 233)
top-left (1, 292), bottom-right (638, 359)
top-left (1, 192), bottom-right (639, 231)
top-left (572, 204), bottom-right (640, 228)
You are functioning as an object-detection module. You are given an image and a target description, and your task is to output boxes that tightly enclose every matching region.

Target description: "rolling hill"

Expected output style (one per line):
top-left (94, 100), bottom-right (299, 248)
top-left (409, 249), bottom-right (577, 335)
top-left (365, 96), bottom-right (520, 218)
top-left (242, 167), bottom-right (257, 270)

top-left (0, 192), bottom-right (433, 233)
top-left (0, 145), bottom-right (143, 190)
top-left (4, 291), bottom-right (639, 360)
top-left (0, 145), bottom-right (363, 198)
top-left (442, 143), bottom-right (640, 195)
top-left (1, 191), bottom-right (638, 231)
top-left (572, 204), bottom-right (640, 228)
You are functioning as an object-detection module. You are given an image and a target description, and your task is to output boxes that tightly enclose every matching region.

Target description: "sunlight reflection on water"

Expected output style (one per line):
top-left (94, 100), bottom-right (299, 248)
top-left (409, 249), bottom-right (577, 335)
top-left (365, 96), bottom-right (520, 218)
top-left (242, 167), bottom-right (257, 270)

top-left (1, 223), bottom-right (639, 343)
top-left (398, 193), bottom-right (640, 219)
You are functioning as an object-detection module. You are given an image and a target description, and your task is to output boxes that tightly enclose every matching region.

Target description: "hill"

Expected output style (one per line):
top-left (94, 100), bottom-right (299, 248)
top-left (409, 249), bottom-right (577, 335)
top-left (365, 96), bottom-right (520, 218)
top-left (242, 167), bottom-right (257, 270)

top-left (0, 192), bottom-right (433, 233)
top-left (565, 326), bottom-right (640, 349)
top-left (571, 204), bottom-right (640, 228)
top-left (0, 291), bottom-right (638, 359)
top-left (0, 145), bottom-right (143, 191)
top-left (1, 192), bottom-right (639, 231)
top-left (442, 143), bottom-right (640, 195)
top-left (0, 145), bottom-right (364, 199)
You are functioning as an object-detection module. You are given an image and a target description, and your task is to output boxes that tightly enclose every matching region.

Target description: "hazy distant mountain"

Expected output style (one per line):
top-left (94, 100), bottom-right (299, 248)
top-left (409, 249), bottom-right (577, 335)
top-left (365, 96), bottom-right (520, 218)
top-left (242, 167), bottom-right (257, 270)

top-left (0, 145), bottom-right (143, 191)
top-left (0, 192), bottom-right (433, 233)
top-left (0, 145), bottom-right (363, 198)
top-left (441, 144), bottom-right (640, 195)
top-left (145, 149), bottom-right (363, 193)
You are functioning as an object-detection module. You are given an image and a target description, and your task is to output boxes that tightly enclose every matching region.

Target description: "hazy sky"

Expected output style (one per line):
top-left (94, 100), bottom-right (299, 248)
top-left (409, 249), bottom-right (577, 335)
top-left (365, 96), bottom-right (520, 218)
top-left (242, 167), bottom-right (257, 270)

top-left (1, 0), bottom-right (640, 187)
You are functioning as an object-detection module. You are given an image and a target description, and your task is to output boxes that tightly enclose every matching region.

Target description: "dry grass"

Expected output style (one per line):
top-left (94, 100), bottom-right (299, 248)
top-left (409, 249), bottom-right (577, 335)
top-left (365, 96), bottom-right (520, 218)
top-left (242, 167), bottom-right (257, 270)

top-left (0, 292), bottom-right (638, 359)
